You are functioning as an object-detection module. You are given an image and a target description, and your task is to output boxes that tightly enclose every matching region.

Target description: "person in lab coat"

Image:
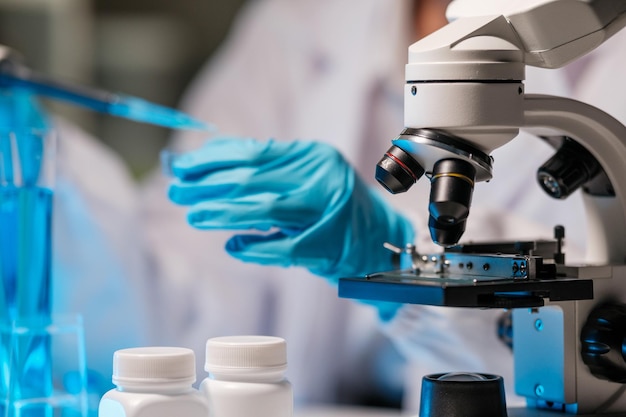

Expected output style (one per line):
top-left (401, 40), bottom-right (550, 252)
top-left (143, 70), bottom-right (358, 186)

top-left (50, 0), bottom-right (626, 413)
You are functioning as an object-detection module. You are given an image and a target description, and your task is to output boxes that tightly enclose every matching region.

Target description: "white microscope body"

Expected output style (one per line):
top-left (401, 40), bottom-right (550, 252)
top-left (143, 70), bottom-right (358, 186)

top-left (341, 1), bottom-right (626, 414)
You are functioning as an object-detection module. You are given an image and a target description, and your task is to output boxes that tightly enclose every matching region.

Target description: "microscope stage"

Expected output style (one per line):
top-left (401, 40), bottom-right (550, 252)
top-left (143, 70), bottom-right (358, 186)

top-left (338, 271), bottom-right (593, 309)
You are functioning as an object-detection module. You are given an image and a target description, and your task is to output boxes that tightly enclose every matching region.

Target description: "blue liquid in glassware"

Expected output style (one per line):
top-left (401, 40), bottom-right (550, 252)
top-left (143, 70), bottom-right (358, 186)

top-left (0, 186), bottom-right (53, 417)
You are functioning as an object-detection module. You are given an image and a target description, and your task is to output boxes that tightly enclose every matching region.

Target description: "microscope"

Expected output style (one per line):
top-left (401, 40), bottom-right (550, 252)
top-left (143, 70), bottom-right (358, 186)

top-left (339, 1), bottom-right (626, 415)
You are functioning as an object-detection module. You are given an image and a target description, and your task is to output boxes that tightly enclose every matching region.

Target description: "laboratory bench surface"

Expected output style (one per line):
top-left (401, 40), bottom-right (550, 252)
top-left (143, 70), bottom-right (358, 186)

top-left (295, 405), bottom-right (403, 417)
top-left (294, 406), bottom-right (589, 417)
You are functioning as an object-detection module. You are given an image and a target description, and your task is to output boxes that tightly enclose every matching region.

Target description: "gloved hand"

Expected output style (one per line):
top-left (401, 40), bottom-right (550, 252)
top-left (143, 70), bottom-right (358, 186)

top-left (168, 137), bottom-right (415, 317)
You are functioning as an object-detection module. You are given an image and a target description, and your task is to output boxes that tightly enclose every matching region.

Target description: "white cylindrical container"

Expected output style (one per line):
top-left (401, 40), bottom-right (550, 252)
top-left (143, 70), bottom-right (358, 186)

top-left (201, 335), bottom-right (293, 417)
top-left (98, 347), bottom-right (209, 417)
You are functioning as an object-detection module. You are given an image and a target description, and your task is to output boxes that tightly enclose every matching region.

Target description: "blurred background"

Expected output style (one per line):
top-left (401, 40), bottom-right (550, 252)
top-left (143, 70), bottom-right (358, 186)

top-left (0, 0), bottom-right (248, 179)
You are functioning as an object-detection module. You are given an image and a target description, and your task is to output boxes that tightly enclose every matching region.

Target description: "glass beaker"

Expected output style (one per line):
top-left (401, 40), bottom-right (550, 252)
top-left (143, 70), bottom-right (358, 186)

top-left (1, 315), bottom-right (88, 417)
top-left (0, 88), bottom-right (58, 417)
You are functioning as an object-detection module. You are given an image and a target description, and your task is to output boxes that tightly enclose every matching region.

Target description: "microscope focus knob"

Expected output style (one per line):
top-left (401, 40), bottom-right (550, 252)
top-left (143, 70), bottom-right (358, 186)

top-left (537, 138), bottom-right (601, 199)
top-left (580, 303), bottom-right (626, 383)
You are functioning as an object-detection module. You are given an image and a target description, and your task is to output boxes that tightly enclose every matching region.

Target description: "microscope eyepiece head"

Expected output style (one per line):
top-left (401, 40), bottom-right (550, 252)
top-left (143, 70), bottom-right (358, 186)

top-left (376, 145), bottom-right (425, 194)
top-left (428, 158), bottom-right (476, 247)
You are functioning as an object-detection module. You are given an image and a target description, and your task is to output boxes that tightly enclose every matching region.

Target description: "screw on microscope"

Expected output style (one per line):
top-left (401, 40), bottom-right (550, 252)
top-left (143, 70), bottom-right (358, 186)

top-left (411, 85), bottom-right (417, 95)
top-left (554, 225), bottom-right (565, 264)
top-left (534, 319), bottom-right (544, 331)
top-left (383, 242), bottom-right (402, 254)
top-left (534, 385), bottom-right (545, 397)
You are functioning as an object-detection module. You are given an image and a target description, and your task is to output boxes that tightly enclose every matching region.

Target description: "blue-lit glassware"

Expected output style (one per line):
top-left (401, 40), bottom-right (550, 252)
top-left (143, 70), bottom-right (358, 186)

top-left (1, 315), bottom-right (88, 417)
top-left (0, 87), bottom-right (56, 417)
top-left (0, 57), bottom-right (212, 417)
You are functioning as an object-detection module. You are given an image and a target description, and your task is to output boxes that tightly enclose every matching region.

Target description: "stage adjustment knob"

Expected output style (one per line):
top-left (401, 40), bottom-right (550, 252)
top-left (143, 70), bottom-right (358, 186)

top-left (580, 303), bottom-right (626, 383)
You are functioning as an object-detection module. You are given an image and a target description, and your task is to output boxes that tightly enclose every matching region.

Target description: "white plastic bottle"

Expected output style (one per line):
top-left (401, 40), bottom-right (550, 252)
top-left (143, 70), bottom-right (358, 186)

top-left (98, 347), bottom-right (209, 417)
top-left (201, 335), bottom-right (293, 417)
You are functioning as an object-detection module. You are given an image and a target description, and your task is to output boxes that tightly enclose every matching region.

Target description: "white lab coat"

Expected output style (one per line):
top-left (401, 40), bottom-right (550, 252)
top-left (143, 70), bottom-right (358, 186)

top-left (53, 0), bottom-right (626, 413)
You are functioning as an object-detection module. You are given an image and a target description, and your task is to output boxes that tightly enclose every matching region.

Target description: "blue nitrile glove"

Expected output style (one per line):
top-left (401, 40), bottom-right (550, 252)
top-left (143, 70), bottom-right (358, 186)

top-left (168, 137), bottom-right (415, 319)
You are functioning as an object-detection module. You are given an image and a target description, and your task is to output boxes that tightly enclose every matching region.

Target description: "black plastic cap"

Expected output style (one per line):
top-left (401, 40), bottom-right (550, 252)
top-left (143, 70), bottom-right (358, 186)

top-left (419, 373), bottom-right (508, 417)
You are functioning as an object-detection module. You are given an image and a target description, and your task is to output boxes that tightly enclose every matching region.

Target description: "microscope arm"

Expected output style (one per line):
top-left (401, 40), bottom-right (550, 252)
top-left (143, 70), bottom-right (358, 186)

top-left (523, 95), bottom-right (626, 264)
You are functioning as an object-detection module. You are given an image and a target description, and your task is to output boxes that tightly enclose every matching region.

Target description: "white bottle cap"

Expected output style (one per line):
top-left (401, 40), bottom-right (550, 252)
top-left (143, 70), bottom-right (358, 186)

top-left (205, 336), bottom-right (287, 373)
top-left (113, 347), bottom-right (196, 386)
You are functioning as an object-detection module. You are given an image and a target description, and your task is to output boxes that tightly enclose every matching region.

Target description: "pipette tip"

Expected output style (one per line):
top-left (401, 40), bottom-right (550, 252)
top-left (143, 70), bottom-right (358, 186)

top-left (109, 95), bottom-right (215, 132)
